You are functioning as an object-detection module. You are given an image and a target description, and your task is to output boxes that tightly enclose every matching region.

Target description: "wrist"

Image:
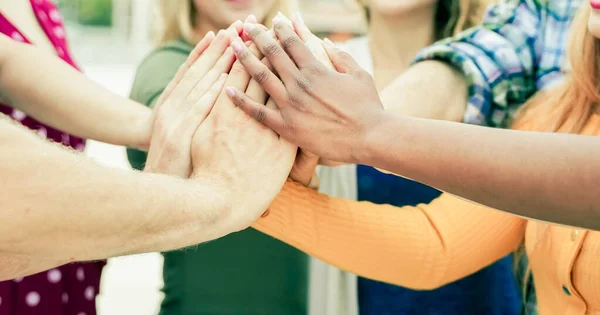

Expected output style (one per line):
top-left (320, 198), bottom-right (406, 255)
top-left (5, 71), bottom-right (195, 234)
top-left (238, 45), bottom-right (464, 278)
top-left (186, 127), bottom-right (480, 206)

top-left (353, 109), bottom-right (390, 165)
top-left (129, 108), bottom-right (153, 151)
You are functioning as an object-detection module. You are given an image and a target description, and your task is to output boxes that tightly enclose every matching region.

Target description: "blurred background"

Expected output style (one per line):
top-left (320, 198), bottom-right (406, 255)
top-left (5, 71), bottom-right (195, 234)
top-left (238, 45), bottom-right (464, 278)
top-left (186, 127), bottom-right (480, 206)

top-left (53, 0), bottom-right (365, 314)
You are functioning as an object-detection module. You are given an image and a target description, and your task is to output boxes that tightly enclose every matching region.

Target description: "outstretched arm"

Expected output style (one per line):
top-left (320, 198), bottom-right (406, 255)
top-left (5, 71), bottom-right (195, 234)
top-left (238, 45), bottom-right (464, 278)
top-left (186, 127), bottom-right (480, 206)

top-left (0, 34), bottom-right (152, 149)
top-left (228, 18), bottom-right (600, 230)
top-left (254, 181), bottom-right (525, 289)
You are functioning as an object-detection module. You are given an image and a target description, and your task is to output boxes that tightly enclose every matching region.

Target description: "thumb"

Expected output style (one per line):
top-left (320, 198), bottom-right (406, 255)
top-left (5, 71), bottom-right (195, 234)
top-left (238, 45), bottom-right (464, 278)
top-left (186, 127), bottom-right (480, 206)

top-left (322, 38), bottom-right (362, 74)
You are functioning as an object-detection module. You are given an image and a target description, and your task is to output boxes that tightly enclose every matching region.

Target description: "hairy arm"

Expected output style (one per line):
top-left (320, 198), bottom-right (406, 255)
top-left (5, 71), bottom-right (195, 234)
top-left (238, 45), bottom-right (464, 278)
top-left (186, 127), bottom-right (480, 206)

top-left (0, 34), bottom-right (151, 150)
top-left (361, 113), bottom-right (600, 230)
top-left (0, 115), bottom-right (233, 279)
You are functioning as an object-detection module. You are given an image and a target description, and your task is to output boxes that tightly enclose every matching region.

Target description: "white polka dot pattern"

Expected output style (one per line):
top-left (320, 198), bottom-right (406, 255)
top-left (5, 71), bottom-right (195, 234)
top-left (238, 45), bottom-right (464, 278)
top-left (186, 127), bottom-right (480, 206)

top-left (84, 286), bottom-right (95, 301)
top-left (25, 291), bottom-right (40, 307)
top-left (13, 277), bottom-right (23, 283)
top-left (49, 9), bottom-right (62, 23)
top-left (76, 267), bottom-right (85, 281)
top-left (62, 292), bottom-right (69, 304)
top-left (47, 269), bottom-right (62, 283)
top-left (37, 127), bottom-right (47, 138)
top-left (53, 26), bottom-right (65, 39)
top-left (11, 110), bottom-right (26, 121)
top-left (11, 31), bottom-right (24, 42)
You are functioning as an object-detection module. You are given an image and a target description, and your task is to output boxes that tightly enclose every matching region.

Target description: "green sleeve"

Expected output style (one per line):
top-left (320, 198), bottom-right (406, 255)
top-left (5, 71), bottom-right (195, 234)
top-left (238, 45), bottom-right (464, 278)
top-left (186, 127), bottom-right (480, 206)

top-left (127, 41), bottom-right (192, 170)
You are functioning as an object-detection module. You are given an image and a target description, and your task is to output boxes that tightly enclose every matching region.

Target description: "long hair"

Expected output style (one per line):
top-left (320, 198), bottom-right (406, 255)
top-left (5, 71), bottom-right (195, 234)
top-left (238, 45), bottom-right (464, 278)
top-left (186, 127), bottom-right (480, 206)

top-left (512, 5), bottom-right (600, 133)
top-left (153, 0), bottom-right (297, 46)
top-left (510, 6), bottom-right (599, 309)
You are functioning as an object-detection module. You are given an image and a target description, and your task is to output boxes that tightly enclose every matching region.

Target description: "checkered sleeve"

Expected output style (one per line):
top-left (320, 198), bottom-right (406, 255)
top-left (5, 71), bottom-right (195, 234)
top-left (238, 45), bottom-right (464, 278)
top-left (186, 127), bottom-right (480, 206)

top-left (414, 0), bottom-right (553, 127)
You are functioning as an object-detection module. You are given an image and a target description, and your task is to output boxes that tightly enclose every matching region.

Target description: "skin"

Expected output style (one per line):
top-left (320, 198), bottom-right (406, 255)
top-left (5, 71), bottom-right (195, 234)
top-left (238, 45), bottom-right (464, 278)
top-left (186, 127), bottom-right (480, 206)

top-left (0, 23), bottom-right (296, 279)
top-left (226, 17), bottom-right (600, 230)
top-left (193, 0), bottom-right (277, 32)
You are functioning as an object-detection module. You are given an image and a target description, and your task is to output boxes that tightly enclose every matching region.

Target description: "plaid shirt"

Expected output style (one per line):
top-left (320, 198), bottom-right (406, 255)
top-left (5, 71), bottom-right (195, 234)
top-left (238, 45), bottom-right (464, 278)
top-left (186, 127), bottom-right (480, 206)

top-left (414, 0), bottom-right (581, 127)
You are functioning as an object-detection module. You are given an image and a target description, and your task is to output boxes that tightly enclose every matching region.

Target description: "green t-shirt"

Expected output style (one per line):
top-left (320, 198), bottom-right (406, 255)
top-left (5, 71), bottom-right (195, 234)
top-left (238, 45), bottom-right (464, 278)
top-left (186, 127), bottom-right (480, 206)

top-left (127, 39), bottom-right (309, 315)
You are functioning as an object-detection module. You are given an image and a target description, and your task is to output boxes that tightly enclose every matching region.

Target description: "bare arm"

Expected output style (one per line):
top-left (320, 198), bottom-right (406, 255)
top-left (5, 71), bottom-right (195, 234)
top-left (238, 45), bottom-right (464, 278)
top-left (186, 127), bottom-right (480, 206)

top-left (230, 19), bottom-right (600, 230)
top-left (0, 34), bottom-right (152, 150)
top-left (360, 113), bottom-right (600, 230)
top-left (380, 61), bottom-right (466, 122)
top-left (0, 115), bottom-right (232, 276)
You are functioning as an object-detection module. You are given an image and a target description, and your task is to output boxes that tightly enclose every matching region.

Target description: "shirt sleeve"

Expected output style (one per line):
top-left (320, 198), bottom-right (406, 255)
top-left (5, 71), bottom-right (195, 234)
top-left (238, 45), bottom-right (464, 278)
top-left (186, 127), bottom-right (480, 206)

top-left (253, 180), bottom-right (526, 289)
top-left (126, 46), bottom-right (189, 170)
top-left (413, 0), bottom-right (576, 127)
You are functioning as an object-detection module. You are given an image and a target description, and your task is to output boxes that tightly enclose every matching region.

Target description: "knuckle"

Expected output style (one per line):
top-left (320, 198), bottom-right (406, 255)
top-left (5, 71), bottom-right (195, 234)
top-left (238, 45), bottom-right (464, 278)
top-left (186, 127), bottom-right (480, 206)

top-left (254, 68), bottom-right (270, 84)
top-left (339, 51), bottom-right (353, 62)
top-left (281, 35), bottom-right (301, 50)
top-left (288, 92), bottom-right (306, 111)
top-left (236, 48), bottom-right (251, 62)
top-left (264, 43), bottom-right (282, 57)
top-left (294, 75), bottom-right (312, 93)
top-left (354, 69), bottom-right (371, 81)
top-left (303, 63), bottom-right (323, 77)
top-left (253, 107), bottom-right (267, 123)
top-left (249, 27), bottom-right (261, 39)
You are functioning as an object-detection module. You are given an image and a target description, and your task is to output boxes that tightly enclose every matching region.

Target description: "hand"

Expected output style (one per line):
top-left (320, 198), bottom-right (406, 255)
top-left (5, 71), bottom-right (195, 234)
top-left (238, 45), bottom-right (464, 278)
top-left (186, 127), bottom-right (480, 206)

top-left (226, 16), bottom-right (385, 164)
top-left (190, 54), bottom-right (297, 232)
top-left (145, 23), bottom-right (240, 177)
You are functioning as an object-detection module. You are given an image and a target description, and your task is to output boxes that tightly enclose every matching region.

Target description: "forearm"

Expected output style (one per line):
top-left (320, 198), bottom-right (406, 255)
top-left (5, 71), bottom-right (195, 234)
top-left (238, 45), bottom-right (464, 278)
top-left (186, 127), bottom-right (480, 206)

top-left (0, 254), bottom-right (66, 281)
top-left (380, 61), bottom-right (467, 122)
top-left (255, 181), bottom-right (523, 289)
top-left (0, 116), bottom-right (232, 265)
top-left (0, 35), bottom-right (151, 149)
top-left (361, 114), bottom-right (600, 229)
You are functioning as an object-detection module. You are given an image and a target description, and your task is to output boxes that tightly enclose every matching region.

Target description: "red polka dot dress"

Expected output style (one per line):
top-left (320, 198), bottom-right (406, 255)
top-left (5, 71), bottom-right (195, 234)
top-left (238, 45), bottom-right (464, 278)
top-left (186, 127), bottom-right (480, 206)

top-left (0, 1), bottom-right (104, 314)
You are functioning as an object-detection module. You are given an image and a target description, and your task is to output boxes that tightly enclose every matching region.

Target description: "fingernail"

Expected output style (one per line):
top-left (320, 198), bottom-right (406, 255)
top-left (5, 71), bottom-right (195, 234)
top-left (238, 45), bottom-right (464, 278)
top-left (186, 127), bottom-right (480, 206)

top-left (324, 38), bottom-right (334, 47)
top-left (294, 12), bottom-right (305, 26)
top-left (247, 14), bottom-right (257, 23)
top-left (244, 23), bottom-right (255, 34)
top-left (231, 41), bottom-right (243, 53)
top-left (207, 30), bottom-right (215, 38)
top-left (216, 29), bottom-right (226, 38)
top-left (276, 11), bottom-right (293, 27)
top-left (225, 86), bottom-right (236, 97)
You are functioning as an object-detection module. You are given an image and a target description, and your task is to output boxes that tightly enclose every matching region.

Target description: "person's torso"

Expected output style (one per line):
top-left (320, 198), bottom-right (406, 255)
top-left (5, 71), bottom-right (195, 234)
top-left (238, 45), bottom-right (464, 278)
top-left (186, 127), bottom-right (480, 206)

top-left (319, 37), bottom-right (521, 315)
top-left (524, 114), bottom-right (600, 315)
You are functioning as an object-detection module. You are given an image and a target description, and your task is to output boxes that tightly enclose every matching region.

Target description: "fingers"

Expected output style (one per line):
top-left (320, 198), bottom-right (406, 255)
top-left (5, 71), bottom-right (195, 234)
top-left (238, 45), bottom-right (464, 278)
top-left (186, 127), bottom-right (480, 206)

top-left (155, 31), bottom-right (215, 107)
top-left (186, 47), bottom-right (235, 103)
top-left (185, 73), bottom-right (228, 129)
top-left (170, 30), bottom-right (233, 101)
top-left (292, 12), bottom-right (310, 42)
top-left (290, 13), bottom-right (335, 71)
top-left (243, 22), bottom-right (299, 83)
top-left (272, 13), bottom-right (319, 69)
top-left (245, 57), bottom-right (275, 105)
top-left (226, 87), bottom-right (285, 132)
top-left (231, 39), bottom-right (288, 106)
top-left (322, 39), bottom-right (362, 74)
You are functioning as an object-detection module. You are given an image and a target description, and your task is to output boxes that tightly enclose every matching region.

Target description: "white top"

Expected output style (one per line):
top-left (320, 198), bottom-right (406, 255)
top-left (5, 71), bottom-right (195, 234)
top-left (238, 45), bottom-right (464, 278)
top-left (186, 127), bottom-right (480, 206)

top-left (309, 36), bottom-right (373, 315)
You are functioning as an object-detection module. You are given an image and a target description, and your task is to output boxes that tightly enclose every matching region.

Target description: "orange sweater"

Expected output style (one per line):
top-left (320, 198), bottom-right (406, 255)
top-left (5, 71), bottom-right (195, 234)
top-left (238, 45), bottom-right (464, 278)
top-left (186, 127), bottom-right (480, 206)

top-left (253, 114), bottom-right (600, 315)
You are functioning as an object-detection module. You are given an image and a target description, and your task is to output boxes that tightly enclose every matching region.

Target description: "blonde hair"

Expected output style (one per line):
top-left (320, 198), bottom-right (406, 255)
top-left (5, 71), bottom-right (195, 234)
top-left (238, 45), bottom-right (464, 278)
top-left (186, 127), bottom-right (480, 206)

top-left (154, 0), bottom-right (297, 46)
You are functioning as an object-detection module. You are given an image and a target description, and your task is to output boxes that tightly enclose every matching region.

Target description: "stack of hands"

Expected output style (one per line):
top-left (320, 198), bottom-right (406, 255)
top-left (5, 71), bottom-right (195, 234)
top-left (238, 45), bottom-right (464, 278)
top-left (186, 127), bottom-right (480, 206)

top-left (142, 13), bottom-right (385, 233)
